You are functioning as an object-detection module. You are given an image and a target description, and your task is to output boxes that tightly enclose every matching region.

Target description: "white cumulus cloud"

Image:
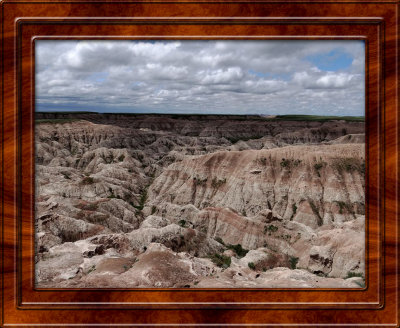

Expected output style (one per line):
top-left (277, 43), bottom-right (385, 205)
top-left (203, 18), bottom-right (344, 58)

top-left (35, 40), bottom-right (365, 116)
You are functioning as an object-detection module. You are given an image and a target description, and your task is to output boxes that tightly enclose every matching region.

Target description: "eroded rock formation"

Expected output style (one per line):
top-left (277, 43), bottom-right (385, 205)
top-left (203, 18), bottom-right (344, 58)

top-left (35, 113), bottom-right (365, 288)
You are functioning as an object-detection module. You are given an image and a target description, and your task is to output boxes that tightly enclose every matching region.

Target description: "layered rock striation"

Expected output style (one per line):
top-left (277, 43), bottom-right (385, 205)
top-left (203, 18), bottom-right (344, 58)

top-left (35, 113), bottom-right (365, 288)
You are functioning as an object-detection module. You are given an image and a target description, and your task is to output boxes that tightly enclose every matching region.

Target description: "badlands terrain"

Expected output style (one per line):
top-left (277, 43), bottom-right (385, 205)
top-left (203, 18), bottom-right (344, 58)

top-left (35, 112), bottom-right (365, 288)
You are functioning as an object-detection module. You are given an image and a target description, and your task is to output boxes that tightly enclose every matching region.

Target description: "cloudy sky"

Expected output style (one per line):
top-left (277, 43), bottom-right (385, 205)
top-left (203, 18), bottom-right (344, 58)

top-left (36, 40), bottom-right (365, 116)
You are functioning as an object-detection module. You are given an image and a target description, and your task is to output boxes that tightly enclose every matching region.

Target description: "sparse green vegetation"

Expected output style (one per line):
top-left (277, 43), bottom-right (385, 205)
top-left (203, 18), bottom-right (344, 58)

top-left (226, 244), bottom-right (249, 258)
top-left (107, 187), bottom-right (121, 200)
top-left (132, 190), bottom-right (147, 210)
top-left (333, 158), bottom-right (365, 175)
top-left (335, 201), bottom-right (355, 215)
top-left (257, 157), bottom-right (267, 166)
top-left (292, 204), bottom-right (297, 217)
top-left (280, 158), bottom-right (301, 170)
top-left (314, 162), bottom-right (324, 171)
top-left (76, 211), bottom-right (108, 226)
top-left (215, 237), bottom-right (225, 245)
top-left (293, 159), bottom-right (302, 166)
top-left (193, 176), bottom-right (208, 186)
top-left (279, 234), bottom-right (291, 241)
top-left (80, 203), bottom-right (98, 211)
top-left (138, 189), bottom-right (148, 208)
top-left (272, 115), bottom-right (364, 122)
top-left (226, 135), bottom-right (264, 144)
top-left (308, 199), bottom-right (323, 226)
top-left (355, 280), bottom-right (365, 288)
top-left (345, 271), bottom-right (365, 287)
top-left (313, 161), bottom-right (325, 177)
top-left (248, 262), bottom-right (256, 270)
top-left (87, 265), bottom-right (96, 274)
top-left (35, 111), bottom-right (366, 288)
top-left (289, 256), bottom-right (299, 269)
top-left (345, 271), bottom-right (364, 279)
top-left (108, 194), bottom-right (116, 199)
top-left (60, 229), bottom-right (83, 243)
top-left (80, 176), bottom-right (94, 185)
top-left (211, 177), bottom-right (227, 188)
top-left (209, 253), bottom-right (231, 269)
top-left (103, 154), bottom-right (115, 164)
top-left (360, 163), bottom-right (365, 174)
top-left (280, 158), bottom-right (291, 168)
top-left (265, 224), bottom-right (278, 233)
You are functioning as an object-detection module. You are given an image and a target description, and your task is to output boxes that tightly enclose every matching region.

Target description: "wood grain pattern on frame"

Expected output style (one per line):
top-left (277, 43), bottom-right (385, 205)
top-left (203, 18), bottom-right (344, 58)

top-left (1, 1), bottom-right (399, 326)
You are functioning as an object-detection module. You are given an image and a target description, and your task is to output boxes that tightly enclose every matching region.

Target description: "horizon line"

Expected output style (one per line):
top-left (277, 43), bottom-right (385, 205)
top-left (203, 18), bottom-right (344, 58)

top-left (35, 110), bottom-right (365, 118)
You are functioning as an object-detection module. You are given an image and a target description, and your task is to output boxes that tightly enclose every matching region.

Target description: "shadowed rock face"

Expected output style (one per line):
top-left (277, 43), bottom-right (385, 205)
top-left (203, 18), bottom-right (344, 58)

top-left (35, 113), bottom-right (365, 288)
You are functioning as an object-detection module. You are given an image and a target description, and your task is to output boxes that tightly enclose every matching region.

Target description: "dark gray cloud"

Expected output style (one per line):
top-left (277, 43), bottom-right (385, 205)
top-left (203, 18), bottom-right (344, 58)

top-left (36, 40), bottom-right (365, 116)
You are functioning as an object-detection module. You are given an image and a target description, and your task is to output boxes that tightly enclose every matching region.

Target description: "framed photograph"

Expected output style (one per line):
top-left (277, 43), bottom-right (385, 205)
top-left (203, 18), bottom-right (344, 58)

top-left (1, 0), bottom-right (399, 326)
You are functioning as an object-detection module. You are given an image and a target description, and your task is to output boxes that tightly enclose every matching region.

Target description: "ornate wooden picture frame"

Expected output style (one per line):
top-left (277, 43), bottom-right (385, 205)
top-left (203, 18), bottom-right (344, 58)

top-left (1, 0), bottom-right (398, 326)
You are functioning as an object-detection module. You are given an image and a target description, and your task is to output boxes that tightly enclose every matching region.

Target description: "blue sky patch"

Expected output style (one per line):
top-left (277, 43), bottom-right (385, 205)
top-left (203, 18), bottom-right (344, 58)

top-left (88, 72), bottom-right (108, 83)
top-left (306, 49), bottom-right (354, 71)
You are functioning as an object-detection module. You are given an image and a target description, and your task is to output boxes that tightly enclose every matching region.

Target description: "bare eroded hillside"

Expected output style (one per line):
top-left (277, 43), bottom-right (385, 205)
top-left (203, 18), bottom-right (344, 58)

top-left (35, 113), bottom-right (365, 288)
